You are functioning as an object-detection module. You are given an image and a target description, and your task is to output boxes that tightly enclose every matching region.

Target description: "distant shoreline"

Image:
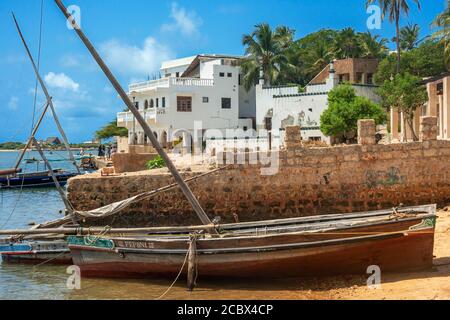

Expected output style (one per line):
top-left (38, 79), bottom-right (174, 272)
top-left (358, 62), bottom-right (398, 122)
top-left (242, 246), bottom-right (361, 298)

top-left (0, 148), bottom-right (96, 152)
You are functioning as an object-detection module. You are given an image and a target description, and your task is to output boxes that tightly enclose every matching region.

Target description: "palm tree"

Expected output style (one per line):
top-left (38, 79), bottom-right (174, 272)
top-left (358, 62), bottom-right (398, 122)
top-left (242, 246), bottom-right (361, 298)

top-left (432, 5), bottom-right (450, 69)
top-left (241, 23), bottom-right (294, 90)
top-left (366, 0), bottom-right (421, 72)
top-left (359, 31), bottom-right (389, 59)
top-left (396, 23), bottom-right (426, 51)
top-left (332, 28), bottom-right (363, 59)
top-left (307, 40), bottom-right (335, 76)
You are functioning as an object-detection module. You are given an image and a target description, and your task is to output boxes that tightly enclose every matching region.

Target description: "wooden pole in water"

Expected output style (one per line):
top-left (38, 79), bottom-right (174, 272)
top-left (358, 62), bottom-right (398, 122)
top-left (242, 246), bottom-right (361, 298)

top-left (187, 235), bottom-right (198, 291)
top-left (53, 0), bottom-right (217, 234)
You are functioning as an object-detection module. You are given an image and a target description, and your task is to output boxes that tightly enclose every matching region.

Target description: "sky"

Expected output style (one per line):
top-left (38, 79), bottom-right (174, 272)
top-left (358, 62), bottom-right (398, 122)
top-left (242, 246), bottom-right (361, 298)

top-left (0, 0), bottom-right (446, 143)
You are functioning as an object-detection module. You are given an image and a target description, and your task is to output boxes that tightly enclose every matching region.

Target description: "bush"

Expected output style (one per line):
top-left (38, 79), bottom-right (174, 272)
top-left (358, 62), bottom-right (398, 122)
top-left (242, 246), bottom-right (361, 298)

top-left (146, 156), bottom-right (166, 170)
top-left (320, 84), bottom-right (386, 140)
top-left (0, 142), bottom-right (26, 150)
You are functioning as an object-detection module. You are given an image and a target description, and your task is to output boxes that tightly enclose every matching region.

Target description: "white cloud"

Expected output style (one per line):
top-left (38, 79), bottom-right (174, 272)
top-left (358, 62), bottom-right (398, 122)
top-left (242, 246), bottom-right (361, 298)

top-left (44, 72), bottom-right (80, 92)
top-left (100, 37), bottom-right (173, 76)
top-left (60, 54), bottom-right (81, 67)
top-left (8, 97), bottom-right (19, 110)
top-left (217, 4), bottom-right (246, 15)
top-left (162, 2), bottom-right (202, 36)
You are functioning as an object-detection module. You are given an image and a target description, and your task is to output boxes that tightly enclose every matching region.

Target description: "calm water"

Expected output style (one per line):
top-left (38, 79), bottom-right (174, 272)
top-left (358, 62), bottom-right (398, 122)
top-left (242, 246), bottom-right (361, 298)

top-left (0, 151), bottom-right (327, 300)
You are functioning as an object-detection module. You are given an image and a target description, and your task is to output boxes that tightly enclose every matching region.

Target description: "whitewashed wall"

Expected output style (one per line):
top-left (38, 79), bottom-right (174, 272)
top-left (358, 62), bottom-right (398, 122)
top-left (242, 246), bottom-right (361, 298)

top-left (255, 85), bottom-right (300, 129)
top-left (272, 93), bottom-right (330, 142)
top-left (254, 80), bottom-right (380, 143)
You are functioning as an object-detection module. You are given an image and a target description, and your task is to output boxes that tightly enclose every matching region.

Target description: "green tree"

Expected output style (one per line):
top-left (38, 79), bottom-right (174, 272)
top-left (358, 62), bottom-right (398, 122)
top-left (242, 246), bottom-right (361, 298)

top-left (374, 39), bottom-right (447, 84)
top-left (332, 28), bottom-right (363, 59)
top-left (359, 31), bottom-right (389, 59)
top-left (366, 0), bottom-right (421, 72)
top-left (397, 23), bottom-right (425, 51)
top-left (240, 23), bottom-right (295, 90)
top-left (286, 29), bottom-right (338, 85)
top-left (377, 73), bottom-right (428, 140)
top-left (320, 85), bottom-right (386, 141)
top-left (432, 5), bottom-right (450, 69)
top-left (95, 120), bottom-right (128, 140)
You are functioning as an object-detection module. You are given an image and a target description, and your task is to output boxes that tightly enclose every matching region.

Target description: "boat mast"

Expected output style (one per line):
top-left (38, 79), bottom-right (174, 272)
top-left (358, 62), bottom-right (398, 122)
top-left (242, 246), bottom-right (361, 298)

top-left (32, 138), bottom-right (74, 215)
top-left (14, 101), bottom-right (50, 171)
top-left (53, 0), bottom-right (217, 234)
top-left (12, 13), bottom-right (81, 175)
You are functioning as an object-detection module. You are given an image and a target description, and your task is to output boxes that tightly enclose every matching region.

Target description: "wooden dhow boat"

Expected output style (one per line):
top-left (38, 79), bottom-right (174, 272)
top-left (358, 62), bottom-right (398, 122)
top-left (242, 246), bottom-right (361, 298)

top-left (0, 205), bottom-right (436, 273)
top-left (66, 205), bottom-right (436, 279)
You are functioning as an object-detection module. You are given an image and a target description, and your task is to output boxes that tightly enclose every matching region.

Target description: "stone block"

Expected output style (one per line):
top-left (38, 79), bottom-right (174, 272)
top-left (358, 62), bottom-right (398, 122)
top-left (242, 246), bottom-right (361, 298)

top-left (357, 119), bottom-right (376, 145)
top-left (284, 125), bottom-right (302, 148)
top-left (420, 116), bottom-right (438, 141)
top-left (112, 152), bottom-right (158, 173)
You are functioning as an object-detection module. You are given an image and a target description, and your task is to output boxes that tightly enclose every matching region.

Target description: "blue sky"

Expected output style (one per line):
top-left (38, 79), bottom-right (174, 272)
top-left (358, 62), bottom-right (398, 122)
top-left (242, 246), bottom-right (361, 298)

top-left (0, 0), bottom-right (445, 143)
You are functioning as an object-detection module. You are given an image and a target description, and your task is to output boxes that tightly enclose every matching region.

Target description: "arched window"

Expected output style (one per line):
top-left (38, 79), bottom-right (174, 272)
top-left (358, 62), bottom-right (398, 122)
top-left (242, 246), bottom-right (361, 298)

top-left (144, 100), bottom-right (149, 110)
top-left (150, 99), bottom-right (154, 108)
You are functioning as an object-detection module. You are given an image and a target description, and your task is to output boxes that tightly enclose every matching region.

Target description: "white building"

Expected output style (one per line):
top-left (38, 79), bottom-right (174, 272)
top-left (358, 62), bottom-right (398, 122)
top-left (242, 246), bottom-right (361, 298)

top-left (117, 56), bottom-right (381, 152)
top-left (255, 59), bottom-right (381, 143)
top-left (117, 54), bottom-right (255, 151)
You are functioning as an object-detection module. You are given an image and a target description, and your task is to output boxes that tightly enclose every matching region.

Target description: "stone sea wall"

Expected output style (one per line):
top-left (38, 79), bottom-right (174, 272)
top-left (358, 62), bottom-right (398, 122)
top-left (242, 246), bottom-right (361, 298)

top-left (67, 117), bottom-right (450, 227)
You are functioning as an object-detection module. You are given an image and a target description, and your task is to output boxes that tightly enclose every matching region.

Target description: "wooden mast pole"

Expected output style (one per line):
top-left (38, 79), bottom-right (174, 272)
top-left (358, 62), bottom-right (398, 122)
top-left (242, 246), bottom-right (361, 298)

top-left (53, 0), bottom-right (217, 234)
top-left (11, 13), bottom-right (81, 175)
top-left (32, 138), bottom-right (74, 214)
top-left (14, 101), bottom-right (50, 171)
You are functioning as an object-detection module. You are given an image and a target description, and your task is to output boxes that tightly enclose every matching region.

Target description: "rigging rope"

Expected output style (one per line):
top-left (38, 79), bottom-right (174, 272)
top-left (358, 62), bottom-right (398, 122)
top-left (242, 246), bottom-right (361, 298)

top-left (0, 162), bottom-right (29, 229)
top-left (155, 237), bottom-right (193, 300)
top-left (31, 0), bottom-right (45, 133)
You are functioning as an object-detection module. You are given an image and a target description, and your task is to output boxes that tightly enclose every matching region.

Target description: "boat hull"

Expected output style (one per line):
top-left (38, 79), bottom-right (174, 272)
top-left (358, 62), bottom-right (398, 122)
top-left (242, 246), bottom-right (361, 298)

top-left (0, 241), bottom-right (72, 265)
top-left (1, 252), bottom-right (72, 265)
top-left (69, 215), bottom-right (436, 279)
top-left (71, 232), bottom-right (434, 279)
top-left (0, 172), bottom-right (76, 189)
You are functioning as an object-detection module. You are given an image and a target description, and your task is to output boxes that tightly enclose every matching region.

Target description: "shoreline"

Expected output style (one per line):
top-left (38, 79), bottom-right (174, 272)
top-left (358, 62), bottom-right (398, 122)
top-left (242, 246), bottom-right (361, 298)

top-left (0, 148), bottom-right (95, 152)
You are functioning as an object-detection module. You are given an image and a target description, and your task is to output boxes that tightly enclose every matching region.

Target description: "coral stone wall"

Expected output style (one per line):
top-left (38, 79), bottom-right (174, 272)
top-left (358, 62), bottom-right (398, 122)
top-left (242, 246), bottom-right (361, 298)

top-left (68, 138), bottom-right (450, 227)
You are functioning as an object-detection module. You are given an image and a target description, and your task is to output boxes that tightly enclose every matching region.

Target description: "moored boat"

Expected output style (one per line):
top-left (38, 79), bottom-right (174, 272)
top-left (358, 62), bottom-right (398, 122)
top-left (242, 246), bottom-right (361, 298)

top-left (0, 239), bottom-right (71, 264)
top-left (67, 204), bottom-right (436, 279)
top-left (0, 169), bottom-right (77, 189)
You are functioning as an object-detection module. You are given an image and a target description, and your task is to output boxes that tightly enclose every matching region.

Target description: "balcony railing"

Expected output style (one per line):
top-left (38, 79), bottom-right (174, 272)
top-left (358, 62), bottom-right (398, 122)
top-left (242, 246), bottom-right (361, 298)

top-left (117, 108), bottom-right (167, 123)
top-left (129, 77), bottom-right (214, 92)
top-left (129, 78), bottom-right (170, 91)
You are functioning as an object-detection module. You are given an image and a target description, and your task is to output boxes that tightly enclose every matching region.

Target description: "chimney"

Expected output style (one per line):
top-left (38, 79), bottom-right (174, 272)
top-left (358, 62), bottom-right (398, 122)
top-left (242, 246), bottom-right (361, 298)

top-left (327, 60), bottom-right (339, 88)
top-left (259, 67), bottom-right (265, 86)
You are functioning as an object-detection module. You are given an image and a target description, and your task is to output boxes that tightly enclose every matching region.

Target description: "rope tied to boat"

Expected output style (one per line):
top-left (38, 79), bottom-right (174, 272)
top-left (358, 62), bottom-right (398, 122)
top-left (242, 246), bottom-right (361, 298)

top-left (155, 233), bottom-right (199, 300)
top-left (187, 233), bottom-right (199, 292)
top-left (85, 226), bottom-right (111, 245)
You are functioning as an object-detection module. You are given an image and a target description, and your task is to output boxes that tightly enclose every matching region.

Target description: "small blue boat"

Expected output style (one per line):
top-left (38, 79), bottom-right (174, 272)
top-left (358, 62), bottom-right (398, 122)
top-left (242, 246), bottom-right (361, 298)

top-left (0, 169), bottom-right (77, 189)
top-left (0, 239), bottom-right (71, 264)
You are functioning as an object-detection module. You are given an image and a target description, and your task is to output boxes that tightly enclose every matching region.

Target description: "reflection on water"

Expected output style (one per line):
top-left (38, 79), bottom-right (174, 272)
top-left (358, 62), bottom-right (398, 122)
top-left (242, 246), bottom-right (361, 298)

top-left (0, 258), bottom-right (331, 300)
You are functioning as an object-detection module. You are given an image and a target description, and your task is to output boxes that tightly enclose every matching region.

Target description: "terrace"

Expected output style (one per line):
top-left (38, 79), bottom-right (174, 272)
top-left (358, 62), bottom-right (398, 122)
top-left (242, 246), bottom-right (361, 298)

top-left (129, 77), bottom-right (215, 92)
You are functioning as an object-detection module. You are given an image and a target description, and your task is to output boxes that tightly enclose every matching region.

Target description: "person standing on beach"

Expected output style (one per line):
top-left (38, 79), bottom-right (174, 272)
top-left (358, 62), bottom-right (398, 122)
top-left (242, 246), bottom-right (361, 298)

top-left (98, 144), bottom-right (104, 157)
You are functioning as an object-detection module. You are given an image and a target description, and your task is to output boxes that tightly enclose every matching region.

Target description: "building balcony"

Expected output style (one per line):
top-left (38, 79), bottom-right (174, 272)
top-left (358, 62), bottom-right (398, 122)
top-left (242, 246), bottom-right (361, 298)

top-left (129, 77), bottom-right (214, 92)
top-left (117, 108), bottom-right (168, 124)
